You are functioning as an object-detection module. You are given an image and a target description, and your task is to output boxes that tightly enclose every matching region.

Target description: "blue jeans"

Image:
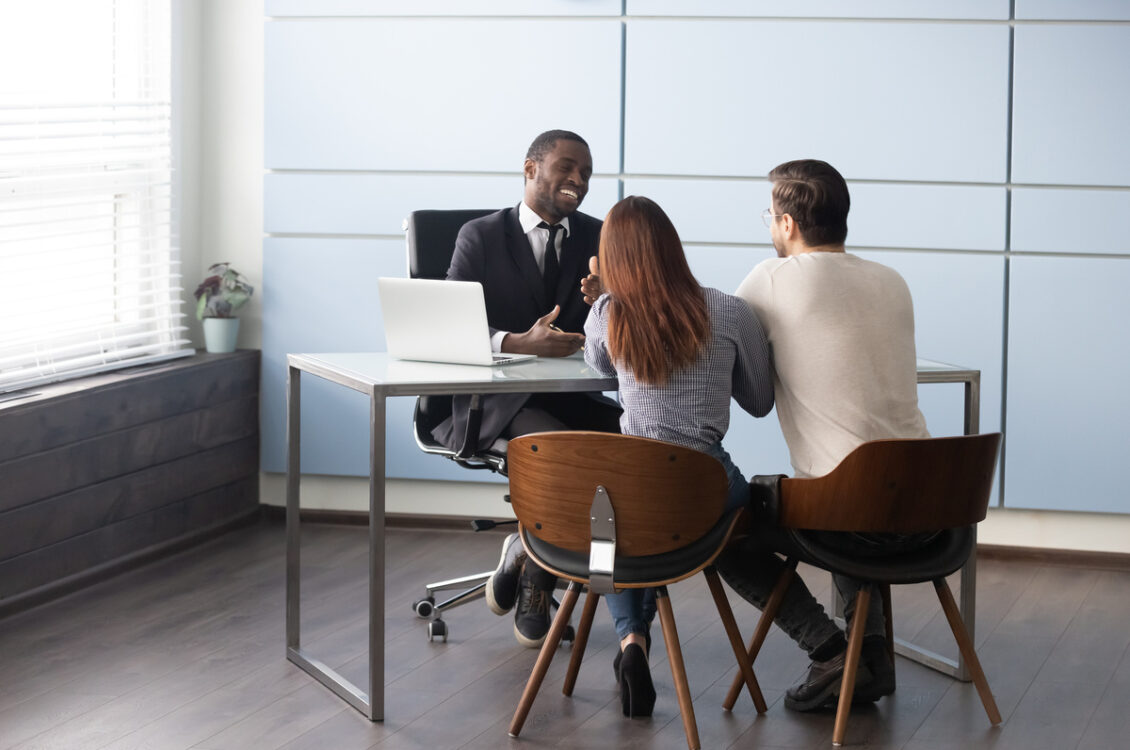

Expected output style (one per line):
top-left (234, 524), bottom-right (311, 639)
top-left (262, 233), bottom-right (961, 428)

top-left (604, 442), bottom-right (747, 640)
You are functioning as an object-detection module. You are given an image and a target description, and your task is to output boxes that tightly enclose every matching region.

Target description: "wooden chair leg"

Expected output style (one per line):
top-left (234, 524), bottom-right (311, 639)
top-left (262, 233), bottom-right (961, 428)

top-left (724, 557), bottom-right (799, 710)
top-left (832, 585), bottom-right (870, 747)
top-left (881, 583), bottom-right (895, 678)
top-left (509, 582), bottom-right (582, 737)
top-left (656, 587), bottom-right (701, 750)
top-left (934, 578), bottom-right (1002, 726)
top-left (563, 589), bottom-right (600, 696)
top-left (705, 567), bottom-right (767, 713)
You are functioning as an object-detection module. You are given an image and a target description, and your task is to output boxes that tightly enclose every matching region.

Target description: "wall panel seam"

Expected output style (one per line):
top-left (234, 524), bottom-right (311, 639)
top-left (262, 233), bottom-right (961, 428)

top-left (263, 17), bottom-right (1130, 25)
top-left (264, 170), bottom-right (1130, 192)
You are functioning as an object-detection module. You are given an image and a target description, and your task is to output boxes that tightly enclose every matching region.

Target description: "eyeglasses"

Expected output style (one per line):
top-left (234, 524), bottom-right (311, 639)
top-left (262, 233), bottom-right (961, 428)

top-left (761, 208), bottom-right (784, 228)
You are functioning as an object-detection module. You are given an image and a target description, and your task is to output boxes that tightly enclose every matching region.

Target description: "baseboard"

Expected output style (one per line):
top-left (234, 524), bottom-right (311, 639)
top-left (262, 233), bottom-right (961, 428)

top-left (256, 506), bottom-right (1130, 571)
top-left (258, 504), bottom-right (514, 533)
top-left (0, 507), bottom-right (263, 621)
top-left (977, 543), bottom-right (1130, 571)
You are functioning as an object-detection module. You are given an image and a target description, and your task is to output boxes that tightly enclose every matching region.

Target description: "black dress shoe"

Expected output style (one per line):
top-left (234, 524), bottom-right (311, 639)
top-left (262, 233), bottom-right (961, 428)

top-left (612, 630), bottom-right (652, 680)
top-left (617, 643), bottom-right (656, 718)
top-left (784, 650), bottom-right (877, 712)
top-left (854, 636), bottom-right (896, 703)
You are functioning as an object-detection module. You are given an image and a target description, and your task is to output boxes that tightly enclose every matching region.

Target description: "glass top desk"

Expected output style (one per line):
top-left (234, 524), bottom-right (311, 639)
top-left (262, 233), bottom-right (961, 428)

top-left (285, 353), bottom-right (980, 720)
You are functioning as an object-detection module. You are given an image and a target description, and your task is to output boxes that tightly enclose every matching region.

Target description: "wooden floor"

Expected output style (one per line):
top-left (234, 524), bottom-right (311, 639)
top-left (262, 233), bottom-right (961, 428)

top-left (1, 517), bottom-right (1129, 750)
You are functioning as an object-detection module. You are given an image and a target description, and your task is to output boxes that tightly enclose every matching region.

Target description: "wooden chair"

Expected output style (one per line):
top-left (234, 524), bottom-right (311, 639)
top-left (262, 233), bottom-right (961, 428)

top-left (722, 433), bottom-right (1004, 746)
top-left (505, 431), bottom-right (767, 750)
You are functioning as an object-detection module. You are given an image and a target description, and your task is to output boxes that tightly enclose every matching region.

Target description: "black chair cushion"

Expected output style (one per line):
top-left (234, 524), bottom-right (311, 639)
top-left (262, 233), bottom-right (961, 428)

top-left (522, 507), bottom-right (742, 587)
top-left (787, 526), bottom-right (975, 585)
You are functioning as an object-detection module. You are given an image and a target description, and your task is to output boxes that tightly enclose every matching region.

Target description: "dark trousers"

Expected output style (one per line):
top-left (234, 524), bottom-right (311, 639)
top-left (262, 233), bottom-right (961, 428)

top-left (715, 504), bottom-right (892, 658)
top-left (502, 392), bottom-right (622, 439)
top-left (503, 392), bottom-right (621, 589)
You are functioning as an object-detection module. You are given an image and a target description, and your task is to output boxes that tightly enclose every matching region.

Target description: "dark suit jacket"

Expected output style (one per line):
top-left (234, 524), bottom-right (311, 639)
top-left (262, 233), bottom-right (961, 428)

top-left (431, 205), bottom-right (602, 451)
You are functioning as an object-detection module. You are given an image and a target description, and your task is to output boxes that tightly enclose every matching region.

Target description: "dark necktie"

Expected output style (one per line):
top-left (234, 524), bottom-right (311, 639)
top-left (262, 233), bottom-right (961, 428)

top-left (538, 221), bottom-right (562, 302)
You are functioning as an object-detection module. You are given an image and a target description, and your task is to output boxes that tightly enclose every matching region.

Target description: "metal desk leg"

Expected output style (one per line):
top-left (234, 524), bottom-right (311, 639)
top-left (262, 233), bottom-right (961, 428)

top-left (368, 389), bottom-right (386, 720)
top-left (953, 373), bottom-right (981, 682)
top-left (286, 366), bottom-right (300, 652)
top-left (285, 367), bottom-right (382, 719)
top-left (841, 372), bottom-right (981, 682)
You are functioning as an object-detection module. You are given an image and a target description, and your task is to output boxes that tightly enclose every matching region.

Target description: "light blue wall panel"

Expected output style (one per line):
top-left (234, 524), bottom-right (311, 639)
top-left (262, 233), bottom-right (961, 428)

top-left (854, 251), bottom-right (1004, 445)
top-left (851, 184), bottom-right (1006, 252)
top-left (1012, 26), bottom-right (1130, 187)
top-left (623, 178), bottom-right (1006, 251)
top-left (1011, 188), bottom-right (1130, 255)
top-left (1005, 256), bottom-right (1130, 512)
top-left (685, 244), bottom-right (775, 297)
top-left (622, 178), bottom-right (768, 245)
top-left (267, 0), bottom-right (621, 16)
top-left (264, 174), bottom-right (620, 236)
top-left (1016, 0), bottom-right (1130, 20)
top-left (628, 0), bottom-right (1008, 19)
top-left (265, 19), bottom-right (621, 171)
top-left (261, 238), bottom-right (490, 481)
top-left (624, 20), bottom-right (1009, 182)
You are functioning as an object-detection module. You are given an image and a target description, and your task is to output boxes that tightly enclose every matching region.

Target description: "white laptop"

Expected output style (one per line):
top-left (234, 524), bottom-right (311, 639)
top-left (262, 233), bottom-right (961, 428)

top-left (377, 277), bottom-right (537, 366)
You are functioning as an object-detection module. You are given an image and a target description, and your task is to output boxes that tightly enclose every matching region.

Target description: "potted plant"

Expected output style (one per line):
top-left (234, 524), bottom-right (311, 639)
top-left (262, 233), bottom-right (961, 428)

top-left (194, 262), bottom-right (254, 353)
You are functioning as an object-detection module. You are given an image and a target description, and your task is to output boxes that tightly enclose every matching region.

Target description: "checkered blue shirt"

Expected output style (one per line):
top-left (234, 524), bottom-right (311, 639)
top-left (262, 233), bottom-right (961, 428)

top-left (584, 286), bottom-right (774, 452)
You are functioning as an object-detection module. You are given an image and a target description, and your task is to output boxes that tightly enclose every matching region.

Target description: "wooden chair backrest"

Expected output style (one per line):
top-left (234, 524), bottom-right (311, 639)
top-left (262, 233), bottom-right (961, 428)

top-left (507, 432), bottom-right (729, 557)
top-left (779, 433), bottom-right (1002, 533)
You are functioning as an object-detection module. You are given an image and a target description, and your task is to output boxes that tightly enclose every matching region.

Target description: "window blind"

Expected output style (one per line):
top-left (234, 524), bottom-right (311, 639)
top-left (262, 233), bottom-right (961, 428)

top-left (0, 0), bottom-right (191, 394)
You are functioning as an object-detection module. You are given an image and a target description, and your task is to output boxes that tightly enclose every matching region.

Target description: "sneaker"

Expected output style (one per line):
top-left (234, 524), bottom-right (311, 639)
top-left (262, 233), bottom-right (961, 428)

top-left (513, 563), bottom-right (554, 648)
top-left (485, 533), bottom-right (526, 616)
top-left (854, 636), bottom-right (896, 702)
top-left (784, 650), bottom-right (876, 712)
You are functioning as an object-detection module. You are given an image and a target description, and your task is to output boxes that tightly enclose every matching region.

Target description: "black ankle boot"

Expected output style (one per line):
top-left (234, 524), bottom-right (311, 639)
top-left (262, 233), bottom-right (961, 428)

top-left (617, 643), bottom-right (656, 718)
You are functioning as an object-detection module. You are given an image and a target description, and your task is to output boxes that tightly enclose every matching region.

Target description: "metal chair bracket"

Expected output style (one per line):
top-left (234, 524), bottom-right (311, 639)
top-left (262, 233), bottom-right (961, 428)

top-left (588, 485), bottom-right (616, 594)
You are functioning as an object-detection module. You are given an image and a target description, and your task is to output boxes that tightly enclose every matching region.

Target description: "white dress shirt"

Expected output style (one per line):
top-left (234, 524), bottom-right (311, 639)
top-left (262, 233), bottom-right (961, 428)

top-left (490, 202), bottom-right (572, 351)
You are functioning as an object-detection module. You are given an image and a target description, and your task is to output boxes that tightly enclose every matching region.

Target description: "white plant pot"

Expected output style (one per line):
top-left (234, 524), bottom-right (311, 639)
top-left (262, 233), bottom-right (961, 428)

top-left (203, 317), bottom-right (240, 353)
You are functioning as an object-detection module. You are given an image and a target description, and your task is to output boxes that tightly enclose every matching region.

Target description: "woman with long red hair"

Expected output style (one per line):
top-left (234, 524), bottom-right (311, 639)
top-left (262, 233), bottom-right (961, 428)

top-left (584, 195), bottom-right (774, 717)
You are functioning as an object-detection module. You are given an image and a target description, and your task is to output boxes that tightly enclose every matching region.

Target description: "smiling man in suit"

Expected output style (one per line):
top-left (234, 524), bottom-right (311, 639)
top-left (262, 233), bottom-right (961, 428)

top-left (433, 130), bottom-right (622, 648)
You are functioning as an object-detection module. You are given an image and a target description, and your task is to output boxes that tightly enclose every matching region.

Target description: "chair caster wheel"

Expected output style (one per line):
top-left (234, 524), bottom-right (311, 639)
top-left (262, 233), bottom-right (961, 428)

top-left (413, 596), bottom-right (435, 618)
top-left (428, 619), bottom-right (448, 643)
top-left (561, 625), bottom-right (575, 644)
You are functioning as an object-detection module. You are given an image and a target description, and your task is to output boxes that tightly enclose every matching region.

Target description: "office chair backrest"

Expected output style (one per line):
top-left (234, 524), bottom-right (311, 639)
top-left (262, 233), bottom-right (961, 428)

top-left (507, 431), bottom-right (730, 557)
top-left (778, 433), bottom-right (1002, 534)
top-left (405, 208), bottom-right (496, 280)
top-left (404, 208), bottom-right (499, 445)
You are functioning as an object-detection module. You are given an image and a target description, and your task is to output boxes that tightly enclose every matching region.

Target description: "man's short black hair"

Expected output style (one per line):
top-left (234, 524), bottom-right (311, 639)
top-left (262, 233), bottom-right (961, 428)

top-left (526, 130), bottom-right (588, 163)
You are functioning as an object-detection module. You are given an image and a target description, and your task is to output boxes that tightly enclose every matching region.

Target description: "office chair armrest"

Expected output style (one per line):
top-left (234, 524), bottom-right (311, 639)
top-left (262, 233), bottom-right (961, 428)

top-left (456, 394), bottom-right (484, 459)
top-left (749, 474), bottom-right (787, 523)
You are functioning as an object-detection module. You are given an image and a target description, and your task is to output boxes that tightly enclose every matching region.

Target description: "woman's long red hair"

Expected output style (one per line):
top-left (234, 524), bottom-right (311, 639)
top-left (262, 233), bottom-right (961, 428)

top-left (600, 196), bottom-right (708, 385)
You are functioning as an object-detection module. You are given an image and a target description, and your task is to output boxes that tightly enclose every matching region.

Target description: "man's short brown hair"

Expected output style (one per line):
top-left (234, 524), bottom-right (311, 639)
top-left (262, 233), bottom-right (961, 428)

top-left (769, 159), bottom-right (850, 247)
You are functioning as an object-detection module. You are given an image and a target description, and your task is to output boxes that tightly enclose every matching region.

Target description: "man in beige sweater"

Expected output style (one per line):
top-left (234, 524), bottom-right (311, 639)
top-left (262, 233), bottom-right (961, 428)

top-left (719, 159), bottom-right (930, 712)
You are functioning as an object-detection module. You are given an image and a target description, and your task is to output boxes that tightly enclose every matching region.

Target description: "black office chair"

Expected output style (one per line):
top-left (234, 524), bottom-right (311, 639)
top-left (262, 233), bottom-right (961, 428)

top-left (404, 209), bottom-right (503, 470)
top-left (403, 209), bottom-right (572, 644)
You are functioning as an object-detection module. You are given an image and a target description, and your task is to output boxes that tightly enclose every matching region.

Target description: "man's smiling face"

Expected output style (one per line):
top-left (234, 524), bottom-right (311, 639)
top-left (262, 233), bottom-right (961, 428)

top-left (523, 139), bottom-right (592, 224)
